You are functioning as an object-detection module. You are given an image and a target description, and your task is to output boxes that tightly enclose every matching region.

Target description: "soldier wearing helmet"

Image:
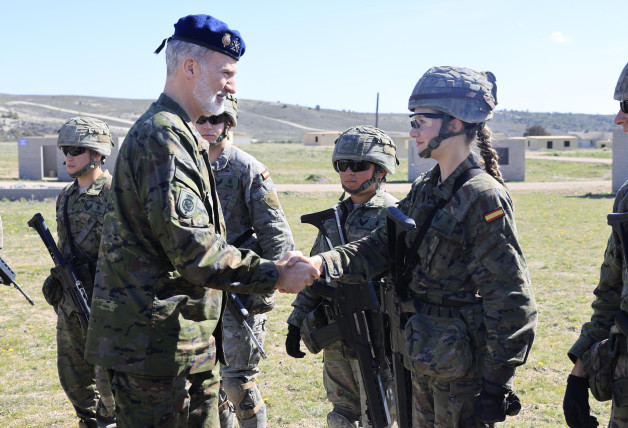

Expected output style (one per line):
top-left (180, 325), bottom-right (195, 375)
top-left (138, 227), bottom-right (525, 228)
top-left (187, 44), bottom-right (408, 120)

top-left (564, 62), bottom-right (628, 428)
top-left (195, 95), bottom-right (295, 428)
top-left (290, 66), bottom-right (537, 427)
top-left (286, 126), bottom-right (398, 428)
top-left (44, 116), bottom-right (116, 428)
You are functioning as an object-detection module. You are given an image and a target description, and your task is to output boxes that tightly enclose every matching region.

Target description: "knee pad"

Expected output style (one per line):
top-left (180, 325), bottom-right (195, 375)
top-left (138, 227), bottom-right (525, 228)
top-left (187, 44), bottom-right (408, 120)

top-left (222, 377), bottom-right (265, 423)
top-left (327, 411), bottom-right (360, 428)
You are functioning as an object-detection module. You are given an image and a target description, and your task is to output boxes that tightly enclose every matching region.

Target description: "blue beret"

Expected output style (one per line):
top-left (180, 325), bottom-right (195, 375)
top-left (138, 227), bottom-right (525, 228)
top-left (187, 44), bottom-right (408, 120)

top-left (154, 14), bottom-right (245, 60)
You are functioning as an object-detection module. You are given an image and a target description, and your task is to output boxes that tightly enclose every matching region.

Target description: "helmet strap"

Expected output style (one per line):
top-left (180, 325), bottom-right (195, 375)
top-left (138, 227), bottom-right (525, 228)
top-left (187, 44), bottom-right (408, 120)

top-left (340, 166), bottom-right (381, 195)
top-left (208, 119), bottom-right (231, 147)
top-left (68, 151), bottom-right (98, 178)
top-left (418, 115), bottom-right (467, 158)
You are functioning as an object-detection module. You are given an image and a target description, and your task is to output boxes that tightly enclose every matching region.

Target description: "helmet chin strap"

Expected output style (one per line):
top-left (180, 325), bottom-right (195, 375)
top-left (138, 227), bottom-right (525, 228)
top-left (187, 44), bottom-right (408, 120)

top-left (208, 120), bottom-right (231, 147)
top-left (68, 151), bottom-right (99, 178)
top-left (418, 115), bottom-right (467, 159)
top-left (340, 166), bottom-right (384, 196)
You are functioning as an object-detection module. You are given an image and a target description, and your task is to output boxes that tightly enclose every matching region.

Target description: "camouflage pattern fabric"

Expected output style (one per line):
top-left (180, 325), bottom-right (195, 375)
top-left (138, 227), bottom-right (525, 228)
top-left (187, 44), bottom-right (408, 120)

top-left (108, 362), bottom-right (221, 427)
top-left (52, 172), bottom-right (115, 426)
top-left (569, 180), bottom-right (628, 424)
top-left (211, 143), bottom-right (294, 427)
top-left (318, 154), bottom-right (537, 425)
top-left (289, 190), bottom-right (398, 426)
top-left (84, 94), bottom-right (280, 425)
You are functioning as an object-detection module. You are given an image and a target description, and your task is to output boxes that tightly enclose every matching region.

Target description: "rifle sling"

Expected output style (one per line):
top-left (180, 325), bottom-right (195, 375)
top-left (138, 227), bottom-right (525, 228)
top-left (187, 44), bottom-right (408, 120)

top-left (230, 228), bottom-right (255, 248)
top-left (63, 186), bottom-right (79, 261)
top-left (402, 167), bottom-right (483, 281)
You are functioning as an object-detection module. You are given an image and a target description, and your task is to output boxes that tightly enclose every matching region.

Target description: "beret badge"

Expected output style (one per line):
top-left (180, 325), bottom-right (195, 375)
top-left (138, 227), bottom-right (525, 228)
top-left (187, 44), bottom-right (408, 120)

top-left (222, 33), bottom-right (232, 47)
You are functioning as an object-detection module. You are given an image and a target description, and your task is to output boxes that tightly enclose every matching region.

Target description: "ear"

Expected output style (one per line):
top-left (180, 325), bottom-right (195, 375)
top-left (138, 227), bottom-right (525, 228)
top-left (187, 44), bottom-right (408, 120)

top-left (93, 152), bottom-right (102, 162)
top-left (447, 118), bottom-right (464, 133)
top-left (182, 58), bottom-right (197, 80)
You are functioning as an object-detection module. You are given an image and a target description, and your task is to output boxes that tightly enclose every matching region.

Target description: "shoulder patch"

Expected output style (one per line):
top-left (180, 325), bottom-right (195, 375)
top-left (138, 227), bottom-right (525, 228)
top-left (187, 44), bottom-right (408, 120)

top-left (177, 188), bottom-right (198, 218)
top-left (261, 169), bottom-right (270, 180)
top-left (484, 207), bottom-right (505, 223)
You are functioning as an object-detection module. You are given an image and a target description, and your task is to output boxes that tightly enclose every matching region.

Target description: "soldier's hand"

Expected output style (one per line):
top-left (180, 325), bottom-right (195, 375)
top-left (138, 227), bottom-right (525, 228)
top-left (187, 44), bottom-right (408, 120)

top-left (277, 250), bottom-right (303, 264)
top-left (285, 324), bottom-right (305, 358)
top-left (275, 261), bottom-right (319, 294)
top-left (563, 374), bottom-right (598, 428)
top-left (475, 380), bottom-right (521, 424)
top-left (42, 268), bottom-right (63, 307)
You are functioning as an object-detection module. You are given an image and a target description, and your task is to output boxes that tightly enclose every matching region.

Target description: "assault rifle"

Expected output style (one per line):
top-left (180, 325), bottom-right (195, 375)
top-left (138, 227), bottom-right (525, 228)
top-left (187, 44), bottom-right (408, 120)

top-left (0, 255), bottom-right (35, 305)
top-left (28, 213), bottom-right (91, 332)
top-left (301, 207), bottom-right (391, 428)
top-left (382, 206), bottom-right (416, 428)
top-left (226, 292), bottom-right (268, 359)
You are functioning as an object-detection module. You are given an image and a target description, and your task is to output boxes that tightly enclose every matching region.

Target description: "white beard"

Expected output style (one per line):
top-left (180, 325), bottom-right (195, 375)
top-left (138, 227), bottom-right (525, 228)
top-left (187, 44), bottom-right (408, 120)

top-left (193, 74), bottom-right (225, 116)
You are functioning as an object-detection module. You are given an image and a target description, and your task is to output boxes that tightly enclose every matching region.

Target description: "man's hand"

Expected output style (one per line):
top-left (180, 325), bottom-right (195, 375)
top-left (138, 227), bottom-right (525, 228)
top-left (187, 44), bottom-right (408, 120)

top-left (563, 374), bottom-right (598, 428)
top-left (285, 324), bottom-right (305, 358)
top-left (274, 261), bottom-right (319, 294)
top-left (286, 254), bottom-right (324, 275)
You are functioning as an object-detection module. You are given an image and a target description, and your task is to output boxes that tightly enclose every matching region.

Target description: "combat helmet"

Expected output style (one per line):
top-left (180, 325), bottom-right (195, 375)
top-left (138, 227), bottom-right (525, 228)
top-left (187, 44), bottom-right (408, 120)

top-left (57, 116), bottom-right (115, 178)
top-left (614, 62), bottom-right (628, 101)
top-left (207, 94), bottom-right (237, 147)
top-left (332, 125), bottom-right (398, 195)
top-left (408, 66), bottom-right (497, 158)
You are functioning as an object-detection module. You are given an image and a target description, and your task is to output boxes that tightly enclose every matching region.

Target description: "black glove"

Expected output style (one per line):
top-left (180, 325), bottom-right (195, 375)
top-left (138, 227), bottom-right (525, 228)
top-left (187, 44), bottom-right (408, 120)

top-left (42, 268), bottom-right (63, 307)
top-left (563, 374), bottom-right (599, 428)
top-left (474, 381), bottom-right (521, 424)
top-left (285, 324), bottom-right (305, 358)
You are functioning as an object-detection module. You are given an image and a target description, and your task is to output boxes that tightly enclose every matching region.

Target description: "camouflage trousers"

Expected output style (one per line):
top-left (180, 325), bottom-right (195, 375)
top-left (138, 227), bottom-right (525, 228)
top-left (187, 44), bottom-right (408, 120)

top-left (412, 373), bottom-right (486, 428)
top-left (219, 307), bottom-right (267, 428)
top-left (609, 354), bottom-right (628, 427)
top-left (57, 310), bottom-right (115, 427)
top-left (323, 341), bottom-right (396, 428)
top-left (107, 361), bottom-right (221, 428)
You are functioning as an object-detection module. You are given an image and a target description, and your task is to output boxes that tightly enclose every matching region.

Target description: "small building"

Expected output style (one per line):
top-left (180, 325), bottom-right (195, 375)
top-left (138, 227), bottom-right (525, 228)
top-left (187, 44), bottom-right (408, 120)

top-left (408, 137), bottom-right (526, 182)
top-left (613, 128), bottom-right (628, 193)
top-left (595, 139), bottom-right (612, 149)
top-left (526, 135), bottom-right (577, 151)
top-left (18, 135), bottom-right (121, 182)
top-left (303, 131), bottom-right (340, 146)
top-left (570, 131), bottom-right (613, 148)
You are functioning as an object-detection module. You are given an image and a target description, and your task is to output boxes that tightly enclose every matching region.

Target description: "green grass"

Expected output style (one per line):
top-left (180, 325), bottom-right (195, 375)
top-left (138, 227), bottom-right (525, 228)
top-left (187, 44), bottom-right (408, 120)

top-left (525, 159), bottom-right (611, 182)
top-left (0, 187), bottom-right (619, 427)
top-left (0, 142), bottom-right (18, 180)
top-left (536, 148), bottom-right (612, 159)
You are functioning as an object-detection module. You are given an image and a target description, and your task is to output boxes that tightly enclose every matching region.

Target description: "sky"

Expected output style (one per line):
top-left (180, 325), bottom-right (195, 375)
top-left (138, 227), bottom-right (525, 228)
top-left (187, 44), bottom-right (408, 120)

top-left (0, 0), bottom-right (626, 115)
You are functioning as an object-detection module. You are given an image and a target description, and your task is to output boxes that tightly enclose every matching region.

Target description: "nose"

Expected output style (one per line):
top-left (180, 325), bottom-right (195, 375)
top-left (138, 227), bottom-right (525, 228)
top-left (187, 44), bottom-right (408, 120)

top-left (225, 78), bottom-right (236, 94)
top-left (410, 126), bottom-right (419, 138)
top-left (615, 109), bottom-right (628, 126)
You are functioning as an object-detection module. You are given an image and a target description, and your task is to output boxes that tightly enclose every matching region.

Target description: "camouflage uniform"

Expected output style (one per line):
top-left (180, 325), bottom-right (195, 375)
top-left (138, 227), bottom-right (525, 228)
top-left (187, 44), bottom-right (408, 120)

top-left (84, 94), bottom-right (279, 427)
top-left (318, 154), bottom-right (537, 426)
top-left (53, 170), bottom-right (116, 427)
top-left (211, 143), bottom-right (295, 427)
top-left (288, 191), bottom-right (397, 426)
top-left (569, 181), bottom-right (628, 426)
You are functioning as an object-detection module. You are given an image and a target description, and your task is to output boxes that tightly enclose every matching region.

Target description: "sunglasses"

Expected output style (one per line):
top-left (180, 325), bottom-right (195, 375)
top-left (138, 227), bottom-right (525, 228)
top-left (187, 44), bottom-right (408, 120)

top-left (196, 115), bottom-right (227, 125)
top-left (61, 146), bottom-right (87, 157)
top-left (333, 160), bottom-right (371, 173)
top-left (409, 112), bottom-right (446, 129)
top-left (621, 100), bottom-right (628, 114)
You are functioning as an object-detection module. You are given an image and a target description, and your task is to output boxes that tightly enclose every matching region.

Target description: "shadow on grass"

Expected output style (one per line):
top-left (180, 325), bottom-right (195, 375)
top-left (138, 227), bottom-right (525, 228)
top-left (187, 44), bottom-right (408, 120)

top-left (568, 192), bottom-right (616, 199)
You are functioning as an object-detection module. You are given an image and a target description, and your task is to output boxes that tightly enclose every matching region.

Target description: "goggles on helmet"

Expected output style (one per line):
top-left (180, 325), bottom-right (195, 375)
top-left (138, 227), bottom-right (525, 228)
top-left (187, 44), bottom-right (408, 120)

top-left (333, 160), bottom-right (371, 173)
top-left (409, 112), bottom-right (446, 129)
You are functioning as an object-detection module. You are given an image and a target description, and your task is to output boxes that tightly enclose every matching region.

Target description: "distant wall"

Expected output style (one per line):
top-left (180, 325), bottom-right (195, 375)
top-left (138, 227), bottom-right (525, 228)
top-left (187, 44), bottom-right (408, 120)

top-left (303, 131), bottom-right (340, 146)
top-left (613, 128), bottom-right (628, 193)
top-left (526, 136), bottom-right (577, 151)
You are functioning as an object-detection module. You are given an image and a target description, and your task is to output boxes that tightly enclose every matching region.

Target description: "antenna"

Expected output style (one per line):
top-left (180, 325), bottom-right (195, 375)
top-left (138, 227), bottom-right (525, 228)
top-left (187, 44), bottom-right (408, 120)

top-left (375, 92), bottom-right (379, 128)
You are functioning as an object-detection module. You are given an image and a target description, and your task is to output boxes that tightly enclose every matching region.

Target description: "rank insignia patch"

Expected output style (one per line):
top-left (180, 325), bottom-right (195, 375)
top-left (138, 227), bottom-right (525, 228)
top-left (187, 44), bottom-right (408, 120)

top-left (261, 169), bottom-right (270, 180)
top-left (177, 189), bottom-right (198, 218)
top-left (484, 208), bottom-right (505, 223)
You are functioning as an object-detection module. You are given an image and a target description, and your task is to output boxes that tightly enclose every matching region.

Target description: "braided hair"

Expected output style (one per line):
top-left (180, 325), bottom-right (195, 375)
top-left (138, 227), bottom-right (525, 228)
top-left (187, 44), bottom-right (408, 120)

top-left (465, 123), bottom-right (506, 186)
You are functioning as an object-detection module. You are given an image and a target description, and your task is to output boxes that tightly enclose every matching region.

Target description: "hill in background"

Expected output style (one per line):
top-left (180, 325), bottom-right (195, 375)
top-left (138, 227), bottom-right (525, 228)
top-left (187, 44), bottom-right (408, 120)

top-left (0, 93), bottom-right (616, 142)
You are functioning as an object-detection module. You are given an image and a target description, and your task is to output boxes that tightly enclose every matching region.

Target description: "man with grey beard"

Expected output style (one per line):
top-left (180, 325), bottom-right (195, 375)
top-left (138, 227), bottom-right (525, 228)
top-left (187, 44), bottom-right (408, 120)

top-left (84, 14), bottom-right (318, 427)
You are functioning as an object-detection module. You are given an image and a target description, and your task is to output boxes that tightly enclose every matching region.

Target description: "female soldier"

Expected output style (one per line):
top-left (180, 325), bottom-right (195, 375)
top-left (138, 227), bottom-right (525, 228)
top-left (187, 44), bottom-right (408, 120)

top-left (286, 125), bottom-right (398, 428)
top-left (291, 66), bottom-right (537, 427)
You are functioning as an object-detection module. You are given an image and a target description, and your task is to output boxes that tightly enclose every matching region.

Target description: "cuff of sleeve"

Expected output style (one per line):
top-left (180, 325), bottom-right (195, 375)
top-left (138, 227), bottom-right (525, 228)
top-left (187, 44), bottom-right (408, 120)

top-left (319, 251), bottom-right (341, 279)
top-left (256, 261), bottom-right (279, 294)
top-left (568, 337), bottom-right (595, 364)
top-left (483, 364), bottom-right (516, 391)
top-left (287, 308), bottom-right (307, 328)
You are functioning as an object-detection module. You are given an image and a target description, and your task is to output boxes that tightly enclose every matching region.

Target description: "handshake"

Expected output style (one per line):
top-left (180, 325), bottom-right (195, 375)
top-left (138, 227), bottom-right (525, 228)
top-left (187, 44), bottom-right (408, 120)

top-left (273, 252), bottom-right (325, 294)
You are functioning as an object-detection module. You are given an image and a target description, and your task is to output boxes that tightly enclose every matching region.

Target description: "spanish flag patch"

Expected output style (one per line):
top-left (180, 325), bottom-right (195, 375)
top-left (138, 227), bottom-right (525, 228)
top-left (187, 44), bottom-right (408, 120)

top-left (484, 208), bottom-right (505, 223)
top-left (261, 169), bottom-right (270, 180)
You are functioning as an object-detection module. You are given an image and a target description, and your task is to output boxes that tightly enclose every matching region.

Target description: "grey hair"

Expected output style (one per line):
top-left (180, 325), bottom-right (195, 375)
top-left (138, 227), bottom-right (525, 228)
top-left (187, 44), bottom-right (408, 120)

top-left (165, 40), bottom-right (213, 77)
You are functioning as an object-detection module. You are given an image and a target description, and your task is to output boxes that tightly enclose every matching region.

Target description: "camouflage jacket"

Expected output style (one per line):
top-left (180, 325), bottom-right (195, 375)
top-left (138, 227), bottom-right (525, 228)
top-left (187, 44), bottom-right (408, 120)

top-left (55, 171), bottom-right (111, 317)
top-left (85, 94), bottom-right (278, 377)
top-left (569, 180), bottom-right (628, 362)
top-left (319, 155), bottom-right (537, 388)
top-left (287, 191), bottom-right (397, 328)
top-left (211, 143), bottom-right (294, 260)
